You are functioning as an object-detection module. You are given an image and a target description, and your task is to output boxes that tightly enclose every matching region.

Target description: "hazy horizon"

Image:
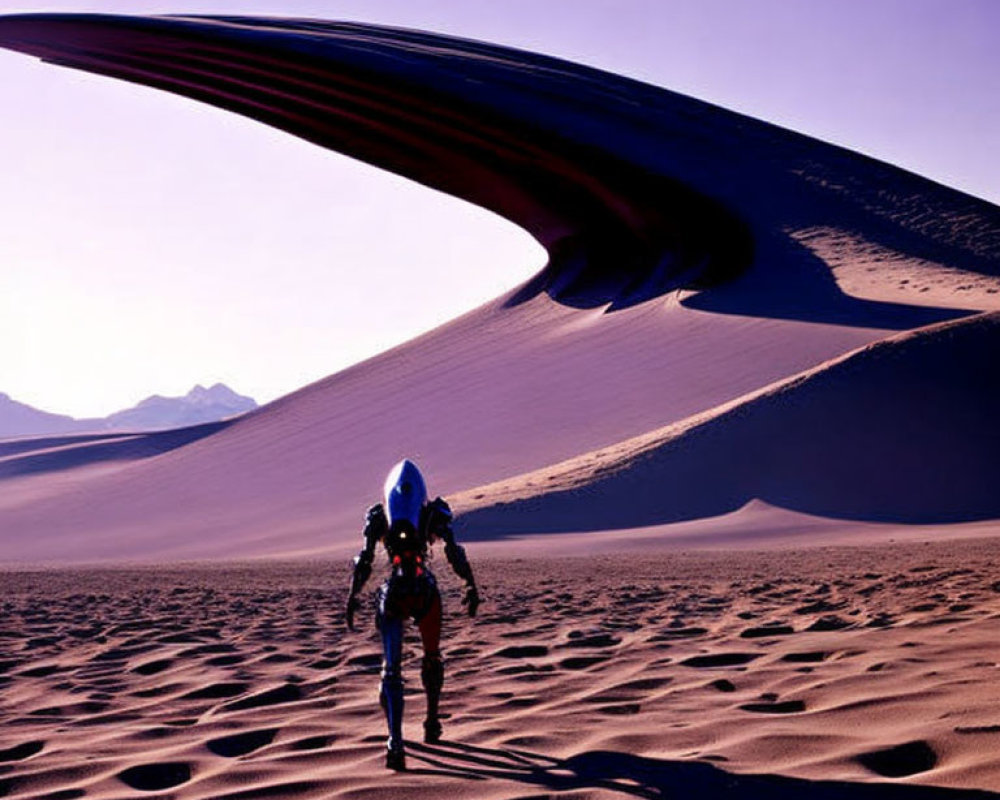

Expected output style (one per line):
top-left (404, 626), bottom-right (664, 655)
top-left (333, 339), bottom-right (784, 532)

top-left (2, 0), bottom-right (997, 418)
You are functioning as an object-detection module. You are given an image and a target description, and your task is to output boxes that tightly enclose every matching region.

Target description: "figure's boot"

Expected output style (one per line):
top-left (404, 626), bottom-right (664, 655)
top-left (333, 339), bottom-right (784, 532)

top-left (421, 653), bottom-right (444, 744)
top-left (380, 665), bottom-right (406, 770)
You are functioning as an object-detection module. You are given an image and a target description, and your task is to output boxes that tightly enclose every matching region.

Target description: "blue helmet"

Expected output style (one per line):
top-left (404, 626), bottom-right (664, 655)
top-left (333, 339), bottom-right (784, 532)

top-left (383, 459), bottom-right (427, 532)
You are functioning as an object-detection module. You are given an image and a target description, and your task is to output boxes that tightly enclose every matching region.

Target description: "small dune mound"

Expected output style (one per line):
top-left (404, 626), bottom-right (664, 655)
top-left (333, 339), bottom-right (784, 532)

top-left (856, 740), bottom-right (938, 777)
top-left (117, 762), bottom-right (191, 791)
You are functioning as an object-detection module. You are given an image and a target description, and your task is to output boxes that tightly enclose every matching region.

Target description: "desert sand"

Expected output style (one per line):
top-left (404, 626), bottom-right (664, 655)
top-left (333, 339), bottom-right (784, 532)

top-left (0, 12), bottom-right (999, 800)
top-left (3, 542), bottom-right (1000, 799)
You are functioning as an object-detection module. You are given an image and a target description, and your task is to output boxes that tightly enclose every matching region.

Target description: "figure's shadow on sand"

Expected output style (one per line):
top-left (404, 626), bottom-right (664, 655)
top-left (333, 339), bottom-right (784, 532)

top-left (408, 741), bottom-right (997, 799)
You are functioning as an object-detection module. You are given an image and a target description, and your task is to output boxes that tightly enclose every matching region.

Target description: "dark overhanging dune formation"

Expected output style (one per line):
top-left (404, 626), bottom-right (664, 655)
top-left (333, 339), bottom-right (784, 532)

top-left (0, 13), bottom-right (998, 317)
top-left (0, 13), bottom-right (749, 310)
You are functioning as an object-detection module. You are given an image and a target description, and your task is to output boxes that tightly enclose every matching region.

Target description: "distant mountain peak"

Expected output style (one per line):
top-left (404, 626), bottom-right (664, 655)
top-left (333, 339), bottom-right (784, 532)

top-left (187, 382), bottom-right (244, 400)
top-left (110, 383), bottom-right (258, 429)
top-left (1, 383), bottom-right (259, 438)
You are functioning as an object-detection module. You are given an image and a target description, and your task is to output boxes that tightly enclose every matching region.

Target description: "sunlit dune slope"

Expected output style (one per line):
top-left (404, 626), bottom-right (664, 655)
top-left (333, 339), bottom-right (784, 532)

top-left (0, 14), bottom-right (998, 562)
top-left (455, 311), bottom-right (1000, 535)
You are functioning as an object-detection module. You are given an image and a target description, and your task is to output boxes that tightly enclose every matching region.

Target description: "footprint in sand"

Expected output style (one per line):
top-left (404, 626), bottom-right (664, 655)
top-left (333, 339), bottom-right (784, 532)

top-left (496, 664), bottom-right (555, 676)
top-left (181, 682), bottom-right (249, 700)
top-left (739, 700), bottom-right (806, 714)
top-left (680, 653), bottom-right (759, 669)
top-left (206, 728), bottom-right (278, 757)
top-left (206, 654), bottom-right (245, 667)
top-left (18, 664), bottom-right (65, 678)
top-left (649, 627), bottom-right (707, 642)
top-left (495, 645), bottom-right (548, 659)
top-left (345, 653), bottom-right (383, 671)
top-left (262, 652), bottom-right (298, 664)
top-left (558, 633), bottom-right (621, 648)
top-left (221, 683), bottom-right (303, 712)
top-left (305, 658), bottom-right (339, 670)
top-left (0, 740), bottom-right (44, 762)
top-left (597, 703), bottom-right (641, 715)
top-left (781, 651), bottom-right (831, 663)
top-left (855, 740), bottom-right (937, 777)
top-left (289, 735), bottom-right (331, 751)
top-left (617, 677), bottom-right (672, 691)
top-left (806, 616), bottom-right (853, 631)
top-left (117, 762), bottom-right (192, 791)
top-left (132, 684), bottom-right (181, 698)
top-left (739, 624), bottom-right (795, 639)
top-left (560, 655), bottom-right (611, 670)
top-left (183, 643), bottom-right (238, 656)
top-left (131, 658), bottom-right (174, 675)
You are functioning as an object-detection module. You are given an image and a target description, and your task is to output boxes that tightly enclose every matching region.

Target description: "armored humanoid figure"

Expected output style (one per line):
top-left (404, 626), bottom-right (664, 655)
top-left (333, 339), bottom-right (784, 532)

top-left (346, 459), bottom-right (480, 770)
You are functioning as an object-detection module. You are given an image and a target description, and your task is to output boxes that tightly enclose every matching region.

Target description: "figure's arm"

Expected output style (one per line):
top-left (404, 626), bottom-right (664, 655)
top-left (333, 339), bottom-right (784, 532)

top-left (427, 497), bottom-right (479, 617)
top-left (346, 503), bottom-right (386, 631)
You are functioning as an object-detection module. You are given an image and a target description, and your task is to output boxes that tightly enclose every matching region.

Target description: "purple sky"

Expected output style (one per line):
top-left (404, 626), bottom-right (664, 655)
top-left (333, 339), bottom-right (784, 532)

top-left (1, 0), bottom-right (997, 417)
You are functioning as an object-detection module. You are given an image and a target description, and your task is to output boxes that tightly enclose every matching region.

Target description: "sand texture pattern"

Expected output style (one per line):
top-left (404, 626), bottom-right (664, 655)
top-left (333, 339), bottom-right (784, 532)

top-left (3, 543), bottom-right (1000, 799)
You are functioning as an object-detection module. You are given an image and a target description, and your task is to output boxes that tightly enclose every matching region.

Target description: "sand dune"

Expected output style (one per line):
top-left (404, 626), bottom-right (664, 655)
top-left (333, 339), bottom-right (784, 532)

top-left (0, 15), bottom-right (998, 560)
top-left (457, 311), bottom-right (1000, 535)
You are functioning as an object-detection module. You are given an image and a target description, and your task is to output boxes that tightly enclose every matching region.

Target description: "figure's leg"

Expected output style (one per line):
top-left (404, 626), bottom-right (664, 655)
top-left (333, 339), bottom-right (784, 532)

top-left (376, 590), bottom-right (406, 770)
top-left (418, 591), bottom-right (443, 743)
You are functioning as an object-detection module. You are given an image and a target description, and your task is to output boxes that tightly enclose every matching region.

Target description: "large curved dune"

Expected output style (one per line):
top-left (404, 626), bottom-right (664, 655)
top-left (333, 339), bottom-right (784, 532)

top-left (6, 15), bottom-right (1000, 800)
top-left (0, 14), bottom-right (998, 562)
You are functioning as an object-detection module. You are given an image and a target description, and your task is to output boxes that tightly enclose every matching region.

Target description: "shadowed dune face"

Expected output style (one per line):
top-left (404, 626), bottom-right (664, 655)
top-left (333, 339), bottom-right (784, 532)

top-left (0, 422), bottom-right (230, 481)
top-left (460, 312), bottom-right (1000, 536)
